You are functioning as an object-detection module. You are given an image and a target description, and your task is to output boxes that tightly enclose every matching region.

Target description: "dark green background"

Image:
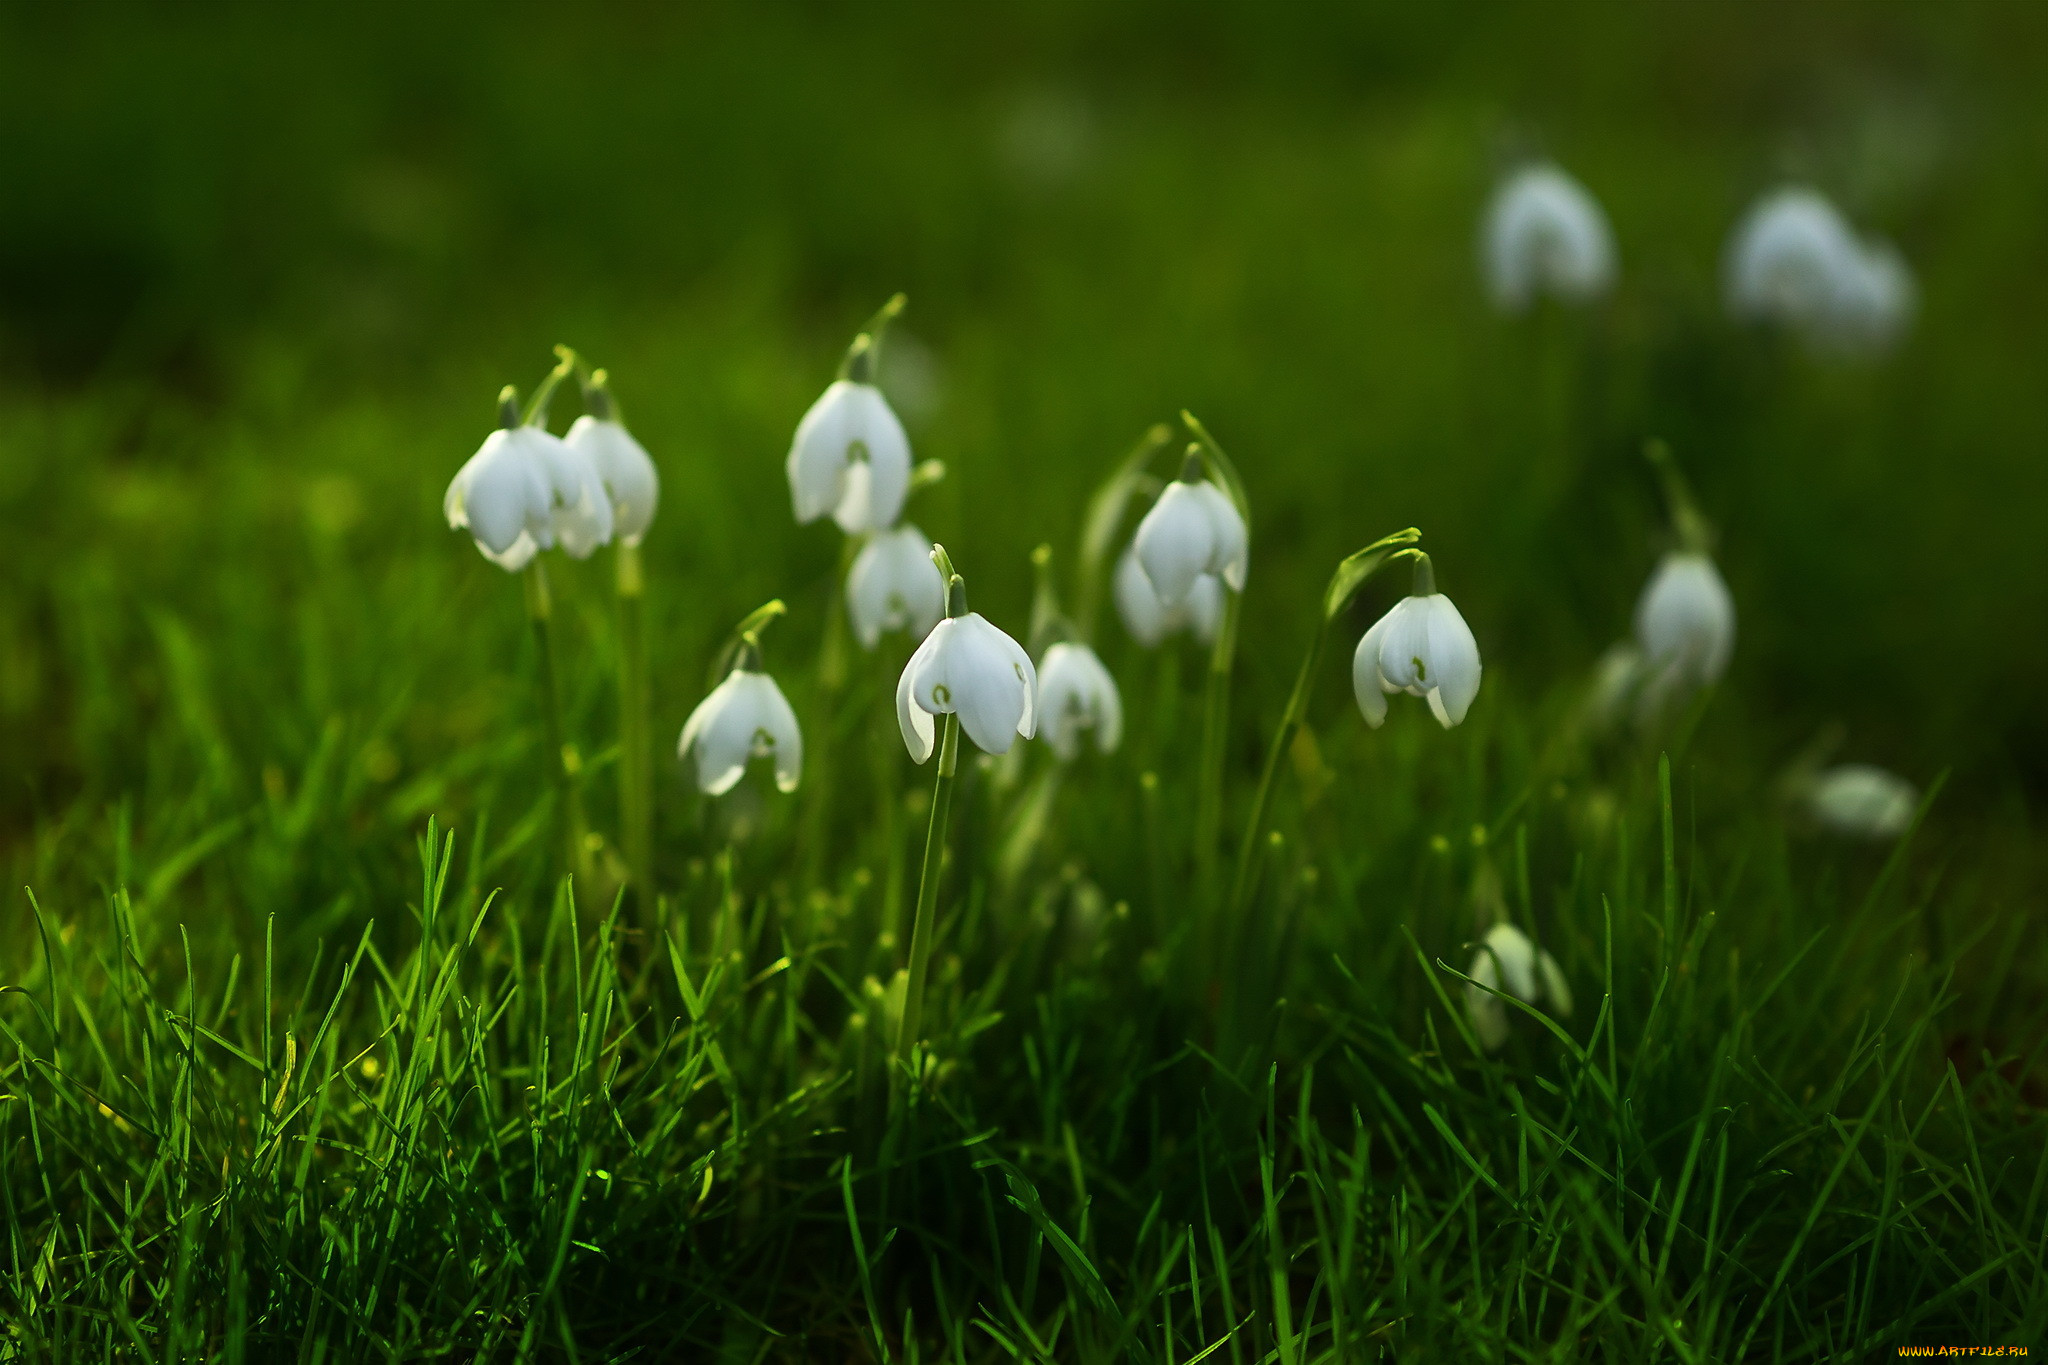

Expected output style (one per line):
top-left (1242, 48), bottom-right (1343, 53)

top-left (2, 0), bottom-right (2043, 862)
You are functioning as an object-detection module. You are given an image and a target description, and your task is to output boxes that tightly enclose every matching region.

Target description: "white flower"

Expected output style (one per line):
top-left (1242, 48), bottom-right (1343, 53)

top-left (1725, 188), bottom-right (1861, 327)
top-left (1133, 474), bottom-right (1247, 607)
top-left (1466, 924), bottom-right (1572, 1052)
top-left (1634, 552), bottom-right (1735, 705)
top-left (1114, 545), bottom-right (1223, 648)
top-left (786, 379), bottom-right (911, 533)
top-left (897, 612), bottom-right (1036, 762)
top-left (1353, 591), bottom-right (1482, 729)
top-left (1481, 163), bottom-right (1617, 311)
top-left (847, 523), bottom-right (947, 649)
top-left (1035, 643), bottom-right (1122, 761)
top-left (445, 424), bottom-right (613, 570)
top-left (1807, 764), bottom-right (1917, 839)
top-left (678, 668), bottom-right (802, 795)
top-left (565, 415), bottom-right (659, 544)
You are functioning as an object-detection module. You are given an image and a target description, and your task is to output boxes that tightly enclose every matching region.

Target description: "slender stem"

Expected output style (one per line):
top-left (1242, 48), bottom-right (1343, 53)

top-left (1229, 615), bottom-right (1331, 917)
top-left (1192, 589), bottom-right (1241, 890)
top-left (802, 538), bottom-right (859, 887)
top-left (615, 541), bottom-right (654, 916)
top-left (893, 713), bottom-right (959, 1073)
top-left (525, 561), bottom-right (589, 887)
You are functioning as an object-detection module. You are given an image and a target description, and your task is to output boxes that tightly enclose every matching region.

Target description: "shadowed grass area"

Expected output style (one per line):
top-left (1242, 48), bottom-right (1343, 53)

top-left (2, 1), bottom-right (2045, 1358)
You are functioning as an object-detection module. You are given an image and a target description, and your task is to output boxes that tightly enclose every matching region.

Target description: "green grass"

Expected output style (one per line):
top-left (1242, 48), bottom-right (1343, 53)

top-left (4, 2), bottom-right (2047, 1358)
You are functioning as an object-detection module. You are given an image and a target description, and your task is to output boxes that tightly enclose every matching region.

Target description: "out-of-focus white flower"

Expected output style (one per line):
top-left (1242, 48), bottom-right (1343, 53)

top-left (1807, 764), bottom-right (1917, 839)
top-left (786, 379), bottom-right (911, 533)
top-left (847, 523), bottom-right (947, 649)
top-left (898, 609), bottom-right (1037, 761)
top-left (1353, 568), bottom-right (1482, 729)
top-left (1035, 642), bottom-right (1122, 761)
top-left (1634, 552), bottom-right (1735, 711)
top-left (678, 666), bottom-right (803, 795)
top-left (1583, 640), bottom-right (1645, 732)
top-left (1481, 163), bottom-right (1618, 311)
top-left (565, 414), bottom-right (659, 545)
top-left (445, 412), bottom-right (614, 570)
top-left (1726, 188), bottom-right (1862, 329)
top-left (1133, 470), bottom-right (1247, 607)
top-left (1465, 923), bottom-right (1572, 1052)
top-left (1114, 545), bottom-right (1223, 648)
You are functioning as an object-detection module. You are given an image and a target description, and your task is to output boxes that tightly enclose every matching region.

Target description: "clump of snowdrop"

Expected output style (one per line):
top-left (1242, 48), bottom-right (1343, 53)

top-left (847, 522), bottom-right (947, 649)
top-left (1353, 553), bottom-right (1483, 730)
top-left (1481, 162), bottom-right (1617, 311)
top-left (679, 633), bottom-right (803, 796)
top-left (445, 387), bottom-right (614, 569)
top-left (1465, 923), bottom-right (1572, 1052)
top-left (1804, 764), bottom-right (1918, 839)
top-left (898, 549), bottom-right (1037, 762)
top-left (1132, 449), bottom-right (1248, 607)
top-left (1724, 186), bottom-right (1914, 352)
top-left (787, 298), bottom-right (913, 534)
top-left (1114, 545), bottom-right (1223, 648)
top-left (564, 369), bottom-right (659, 544)
top-left (1035, 642), bottom-right (1122, 761)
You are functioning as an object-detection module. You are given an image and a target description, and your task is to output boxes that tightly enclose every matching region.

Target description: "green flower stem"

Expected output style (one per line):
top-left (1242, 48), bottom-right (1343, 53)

top-left (1192, 587), bottom-right (1241, 891)
top-left (615, 541), bottom-right (654, 915)
top-left (525, 560), bottom-right (590, 888)
top-left (1227, 614), bottom-right (1331, 918)
top-left (802, 538), bottom-right (859, 888)
top-left (893, 712), bottom-right (959, 1076)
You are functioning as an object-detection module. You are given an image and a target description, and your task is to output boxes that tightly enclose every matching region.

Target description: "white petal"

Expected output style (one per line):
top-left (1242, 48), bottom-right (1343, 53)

top-left (1351, 614), bottom-right (1391, 728)
top-left (742, 672), bottom-right (805, 793)
top-left (1185, 574), bottom-right (1224, 645)
top-left (522, 427), bottom-right (614, 558)
top-left (448, 430), bottom-right (549, 556)
top-left (1036, 643), bottom-right (1119, 760)
top-left (479, 530), bottom-right (539, 572)
top-left (678, 674), bottom-right (747, 795)
top-left (1635, 553), bottom-right (1736, 689)
top-left (1114, 545), bottom-right (1169, 647)
top-left (786, 380), bottom-right (858, 524)
top-left (1191, 481), bottom-right (1248, 591)
top-left (847, 524), bottom-right (944, 650)
top-left (828, 384), bottom-right (911, 533)
top-left (1724, 187), bottom-right (1861, 330)
top-left (1133, 482), bottom-right (1216, 607)
top-left (931, 615), bottom-right (1032, 754)
top-left (1808, 764), bottom-right (1917, 839)
top-left (1481, 924), bottom-right (1540, 1002)
top-left (1373, 597), bottom-right (1433, 694)
top-left (896, 626), bottom-right (945, 763)
top-left (1419, 594), bottom-right (1482, 728)
top-left (566, 416), bottom-right (660, 544)
top-left (1465, 950), bottom-right (1510, 1052)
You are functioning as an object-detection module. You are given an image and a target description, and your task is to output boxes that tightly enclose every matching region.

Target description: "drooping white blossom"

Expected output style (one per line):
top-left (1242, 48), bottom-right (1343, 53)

top-left (1481, 163), bottom-right (1617, 312)
top-left (847, 523), bottom-right (947, 649)
top-left (678, 667), bottom-right (803, 795)
top-left (1634, 552), bottom-right (1735, 712)
top-left (786, 379), bottom-right (912, 533)
top-left (1806, 764), bottom-right (1917, 839)
top-left (1133, 473), bottom-right (1247, 607)
top-left (1035, 642), bottom-right (1122, 761)
top-left (1114, 546), bottom-right (1223, 648)
top-left (445, 421), bottom-right (613, 570)
top-left (1353, 587), bottom-right (1483, 730)
top-left (897, 611), bottom-right (1037, 762)
top-left (565, 414), bottom-right (659, 544)
top-left (1725, 187), bottom-right (1914, 352)
top-left (1465, 923), bottom-right (1572, 1052)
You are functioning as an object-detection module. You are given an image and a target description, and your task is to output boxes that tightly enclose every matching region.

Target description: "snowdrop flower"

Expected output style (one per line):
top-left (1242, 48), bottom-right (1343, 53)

top-left (445, 389), bottom-right (614, 570)
top-left (786, 367), bottom-right (911, 534)
top-left (1035, 642), bottom-right (1122, 761)
top-left (1830, 239), bottom-right (1916, 352)
top-left (1724, 188), bottom-right (1865, 330)
top-left (1806, 764), bottom-right (1917, 839)
top-left (678, 656), bottom-right (803, 795)
top-left (1466, 923), bottom-right (1572, 1052)
top-left (1481, 163), bottom-right (1617, 311)
top-left (564, 377), bottom-right (658, 544)
top-left (847, 523), bottom-right (947, 649)
top-left (1132, 454), bottom-right (1247, 607)
top-left (1353, 555), bottom-right (1482, 730)
top-left (897, 554), bottom-right (1037, 762)
top-left (1114, 545), bottom-right (1223, 648)
top-left (1634, 552), bottom-right (1735, 707)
